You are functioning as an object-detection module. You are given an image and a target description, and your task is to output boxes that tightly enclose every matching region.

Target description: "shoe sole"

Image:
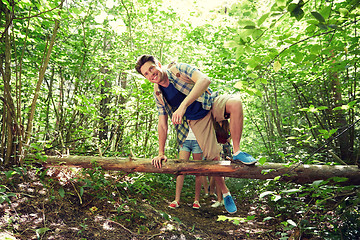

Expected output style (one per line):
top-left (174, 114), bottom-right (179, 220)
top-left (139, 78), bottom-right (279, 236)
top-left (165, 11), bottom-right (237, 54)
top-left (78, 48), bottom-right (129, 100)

top-left (232, 159), bottom-right (257, 165)
top-left (227, 210), bottom-right (237, 214)
top-left (211, 204), bottom-right (223, 208)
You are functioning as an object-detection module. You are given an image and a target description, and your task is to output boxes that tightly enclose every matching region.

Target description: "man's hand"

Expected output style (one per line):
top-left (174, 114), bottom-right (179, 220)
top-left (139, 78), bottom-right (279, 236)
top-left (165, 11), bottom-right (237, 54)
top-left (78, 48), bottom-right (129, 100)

top-left (152, 154), bottom-right (167, 168)
top-left (172, 106), bottom-right (186, 125)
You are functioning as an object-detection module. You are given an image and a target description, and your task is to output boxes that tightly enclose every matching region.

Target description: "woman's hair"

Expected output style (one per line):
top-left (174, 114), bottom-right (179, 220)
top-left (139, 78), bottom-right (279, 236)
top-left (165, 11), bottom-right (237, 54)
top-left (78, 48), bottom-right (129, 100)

top-left (135, 54), bottom-right (157, 75)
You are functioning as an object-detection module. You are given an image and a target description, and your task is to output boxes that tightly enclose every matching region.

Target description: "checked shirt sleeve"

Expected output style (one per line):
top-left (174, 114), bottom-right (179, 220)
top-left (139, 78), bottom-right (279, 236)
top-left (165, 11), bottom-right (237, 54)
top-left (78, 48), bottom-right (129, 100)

top-left (153, 92), bottom-right (167, 116)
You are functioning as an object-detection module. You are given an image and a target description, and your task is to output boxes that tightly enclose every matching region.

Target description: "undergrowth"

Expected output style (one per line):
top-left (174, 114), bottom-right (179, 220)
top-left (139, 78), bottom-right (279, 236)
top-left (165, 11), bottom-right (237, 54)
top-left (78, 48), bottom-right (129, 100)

top-left (0, 163), bottom-right (359, 240)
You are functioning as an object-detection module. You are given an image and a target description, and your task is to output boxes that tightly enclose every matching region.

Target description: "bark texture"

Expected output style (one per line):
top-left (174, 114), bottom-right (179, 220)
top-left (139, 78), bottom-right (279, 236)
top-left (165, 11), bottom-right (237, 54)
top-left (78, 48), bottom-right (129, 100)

top-left (39, 155), bottom-right (360, 185)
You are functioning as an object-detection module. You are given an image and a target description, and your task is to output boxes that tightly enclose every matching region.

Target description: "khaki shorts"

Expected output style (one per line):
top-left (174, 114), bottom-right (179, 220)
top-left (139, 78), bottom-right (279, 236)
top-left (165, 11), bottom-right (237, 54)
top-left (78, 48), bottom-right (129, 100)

top-left (189, 94), bottom-right (235, 160)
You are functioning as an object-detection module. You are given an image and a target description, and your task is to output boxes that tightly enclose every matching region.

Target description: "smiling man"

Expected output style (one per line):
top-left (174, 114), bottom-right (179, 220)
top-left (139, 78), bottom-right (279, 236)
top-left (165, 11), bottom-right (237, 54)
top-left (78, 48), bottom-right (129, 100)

top-left (135, 54), bottom-right (257, 214)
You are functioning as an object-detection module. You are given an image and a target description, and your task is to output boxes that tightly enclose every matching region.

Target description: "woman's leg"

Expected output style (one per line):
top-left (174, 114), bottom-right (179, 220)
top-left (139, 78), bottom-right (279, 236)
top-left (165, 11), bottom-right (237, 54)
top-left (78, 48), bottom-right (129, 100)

top-left (202, 176), bottom-right (209, 195)
top-left (174, 175), bottom-right (185, 203)
top-left (174, 150), bottom-right (191, 203)
top-left (209, 177), bottom-right (215, 195)
top-left (214, 176), bottom-right (229, 196)
top-left (192, 152), bottom-right (203, 203)
top-left (215, 178), bottom-right (223, 202)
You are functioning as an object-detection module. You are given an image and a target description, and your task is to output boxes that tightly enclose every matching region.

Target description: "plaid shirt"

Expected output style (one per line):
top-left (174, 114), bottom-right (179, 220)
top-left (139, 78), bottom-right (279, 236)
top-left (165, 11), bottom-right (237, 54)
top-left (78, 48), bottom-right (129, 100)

top-left (153, 63), bottom-right (218, 145)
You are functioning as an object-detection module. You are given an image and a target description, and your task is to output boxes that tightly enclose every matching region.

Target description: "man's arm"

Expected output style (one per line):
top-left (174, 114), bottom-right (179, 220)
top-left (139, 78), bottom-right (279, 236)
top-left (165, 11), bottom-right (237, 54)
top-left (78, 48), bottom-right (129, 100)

top-left (172, 70), bottom-right (211, 124)
top-left (152, 114), bottom-right (168, 168)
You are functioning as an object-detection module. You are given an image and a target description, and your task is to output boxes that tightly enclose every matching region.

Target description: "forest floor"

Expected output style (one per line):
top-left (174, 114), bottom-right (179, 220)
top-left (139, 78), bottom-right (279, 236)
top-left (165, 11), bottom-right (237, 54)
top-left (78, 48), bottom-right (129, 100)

top-left (0, 166), bottom-right (313, 240)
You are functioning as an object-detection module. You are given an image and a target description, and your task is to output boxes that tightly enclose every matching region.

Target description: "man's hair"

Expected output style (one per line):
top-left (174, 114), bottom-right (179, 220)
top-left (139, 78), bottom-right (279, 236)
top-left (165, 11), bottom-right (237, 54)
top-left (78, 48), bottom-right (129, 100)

top-left (135, 54), bottom-right (157, 75)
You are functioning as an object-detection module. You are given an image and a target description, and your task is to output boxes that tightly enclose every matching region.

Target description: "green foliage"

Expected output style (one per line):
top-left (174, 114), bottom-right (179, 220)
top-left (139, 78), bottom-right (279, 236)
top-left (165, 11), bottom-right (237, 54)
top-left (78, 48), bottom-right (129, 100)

top-left (1, 1), bottom-right (360, 238)
top-left (0, 185), bottom-right (16, 205)
top-left (255, 177), bottom-right (360, 239)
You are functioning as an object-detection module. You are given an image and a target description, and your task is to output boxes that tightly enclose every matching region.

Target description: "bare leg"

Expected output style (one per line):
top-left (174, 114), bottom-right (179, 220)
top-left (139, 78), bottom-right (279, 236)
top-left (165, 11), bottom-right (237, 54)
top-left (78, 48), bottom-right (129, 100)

top-left (209, 176), bottom-right (215, 195)
top-left (225, 98), bottom-right (244, 154)
top-left (192, 152), bottom-right (203, 202)
top-left (215, 178), bottom-right (223, 202)
top-left (202, 176), bottom-right (209, 195)
top-left (194, 176), bottom-right (202, 202)
top-left (213, 176), bottom-right (229, 195)
top-left (174, 175), bottom-right (184, 203)
top-left (175, 151), bottom-right (191, 203)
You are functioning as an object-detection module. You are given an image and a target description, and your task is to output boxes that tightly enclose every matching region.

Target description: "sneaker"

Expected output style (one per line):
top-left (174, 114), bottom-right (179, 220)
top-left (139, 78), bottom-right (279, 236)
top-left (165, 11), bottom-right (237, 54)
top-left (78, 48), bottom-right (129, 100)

top-left (168, 201), bottom-right (179, 209)
top-left (211, 200), bottom-right (224, 208)
top-left (223, 195), bottom-right (237, 214)
top-left (233, 151), bottom-right (257, 165)
top-left (193, 201), bottom-right (201, 209)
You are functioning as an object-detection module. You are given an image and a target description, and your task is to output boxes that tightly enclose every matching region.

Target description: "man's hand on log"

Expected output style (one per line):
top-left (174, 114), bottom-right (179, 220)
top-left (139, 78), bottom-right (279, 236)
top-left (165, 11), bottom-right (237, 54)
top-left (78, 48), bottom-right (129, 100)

top-left (152, 154), bottom-right (167, 168)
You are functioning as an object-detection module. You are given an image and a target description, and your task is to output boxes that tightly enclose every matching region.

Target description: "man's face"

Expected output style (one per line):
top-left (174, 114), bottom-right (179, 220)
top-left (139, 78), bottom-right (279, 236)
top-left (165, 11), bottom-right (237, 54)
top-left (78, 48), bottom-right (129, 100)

top-left (140, 61), bottom-right (163, 84)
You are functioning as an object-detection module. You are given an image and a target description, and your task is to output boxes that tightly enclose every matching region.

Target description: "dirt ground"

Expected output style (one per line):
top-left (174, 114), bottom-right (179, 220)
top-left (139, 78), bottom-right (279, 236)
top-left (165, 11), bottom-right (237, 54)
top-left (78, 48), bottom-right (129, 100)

top-left (0, 167), bottom-right (284, 240)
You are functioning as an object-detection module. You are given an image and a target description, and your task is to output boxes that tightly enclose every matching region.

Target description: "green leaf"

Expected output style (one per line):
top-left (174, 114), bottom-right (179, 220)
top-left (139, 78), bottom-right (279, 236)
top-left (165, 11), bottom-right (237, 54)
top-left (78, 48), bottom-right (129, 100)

top-left (317, 106), bottom-right (328, 110)
top-left (234, 80), bottom-right (244, 90)
top-left (36, 227), bottom-right (51, 235)
top-left (310, 44), bottom-right (322, 54)
top-left (248, 73), bottom-right (258, 79)
top-left (159, 211), bottom-right (170, 220)
top-left (252, 29), bottom-right (263, 40)
top-left (59, 187), bottom-right (65, 198)
top-left (311, 11), bottom-right (325, 22)
top-left (224, 40), bottom-right (239, 48)
top-left (320, 6), bottom-right (331, 20)
top-left (5, 170), bottom-right (17, 179)
top-left (330, 177), bottom-right (348, 183)
top-left (258, 13), bottom-right (270, 26)
top-left (235, 46), bottom-right (245, 58)
top-left (244, 25), bottom-right (256, 29)
top-left (339, 8), bottom-right (349, 17)
top-left (273, 60), bottom-right (281, 72)
top-left (292, 51), bottom-right (304, 63)
top-left (272, 194), bottom-right (281, 202)
top-left (217, 215), bottom-right (228, 221)
top-left (287, 219), bottom-right (297, 226)
top-left (247, 215), bottom-right (255, 220)
top-left (311, 180), bottom-right (324, 188)
top-left (258, 157), bottom-right (267, 165)
top-left (348, 100), bottom-right (357, 107)
top-left (263, 217), bottom-right (273, 221)
top-left (281, 188), bottom-right (301, 194)
top-left (318, 24), bottom-right (328, 30)
top-left (274, 176), bottom-right (281, 181)
top-left (276, 0), bottom-right (286, 7)
top-left (172, 217), bottom-right (182, 224)
top-left (288, 3), bottom-right (304, 21)
top-left (238, 20), bottom-right (256, 28)
top-left (245, 46), bottom-right (253, 54)
top-left (2, 0), bottom-right (11, 10)
top-left (259, 191), bottom-right (275, 199)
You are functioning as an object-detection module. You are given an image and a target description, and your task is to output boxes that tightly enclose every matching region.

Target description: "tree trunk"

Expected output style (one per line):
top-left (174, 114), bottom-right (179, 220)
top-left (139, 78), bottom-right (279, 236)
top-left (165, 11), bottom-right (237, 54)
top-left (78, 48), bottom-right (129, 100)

top-left (23, 1), bottom-right (64, 163)
top-left (2, 5), bottom-right (16, 165)
top-left (39, 155), bottom-right (360, 186)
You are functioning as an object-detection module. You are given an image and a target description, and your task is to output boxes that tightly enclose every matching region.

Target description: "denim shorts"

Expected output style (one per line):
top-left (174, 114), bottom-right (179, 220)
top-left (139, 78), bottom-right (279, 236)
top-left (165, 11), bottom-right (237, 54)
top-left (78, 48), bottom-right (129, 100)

top-left (180, 140), bottom-right (203, 154)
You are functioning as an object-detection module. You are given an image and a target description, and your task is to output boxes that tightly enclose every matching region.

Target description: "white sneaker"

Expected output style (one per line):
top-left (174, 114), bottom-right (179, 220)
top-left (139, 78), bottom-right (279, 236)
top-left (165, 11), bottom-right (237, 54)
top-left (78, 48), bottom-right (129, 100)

top-left (211, 200), bottom-right (224, 208)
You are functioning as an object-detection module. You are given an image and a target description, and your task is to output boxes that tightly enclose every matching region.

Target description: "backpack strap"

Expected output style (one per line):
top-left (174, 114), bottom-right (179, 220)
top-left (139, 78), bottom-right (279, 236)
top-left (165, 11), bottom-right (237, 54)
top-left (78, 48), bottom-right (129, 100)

top-left (168, 64), bottom-right (211, 95)
top-left (153, 63), bottom-right (211, 106)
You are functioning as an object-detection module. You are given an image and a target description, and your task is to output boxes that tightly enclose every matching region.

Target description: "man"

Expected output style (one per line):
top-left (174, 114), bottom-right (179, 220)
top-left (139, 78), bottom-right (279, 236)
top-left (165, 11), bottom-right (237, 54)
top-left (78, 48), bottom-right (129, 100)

top-left (135, 55), bottom-right (257, 214)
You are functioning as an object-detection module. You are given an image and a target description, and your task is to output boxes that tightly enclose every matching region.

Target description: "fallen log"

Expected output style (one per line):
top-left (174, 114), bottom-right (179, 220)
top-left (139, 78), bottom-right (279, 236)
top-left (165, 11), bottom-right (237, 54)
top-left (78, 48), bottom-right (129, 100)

top-left (39, 155), bottom-right (360, 185)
